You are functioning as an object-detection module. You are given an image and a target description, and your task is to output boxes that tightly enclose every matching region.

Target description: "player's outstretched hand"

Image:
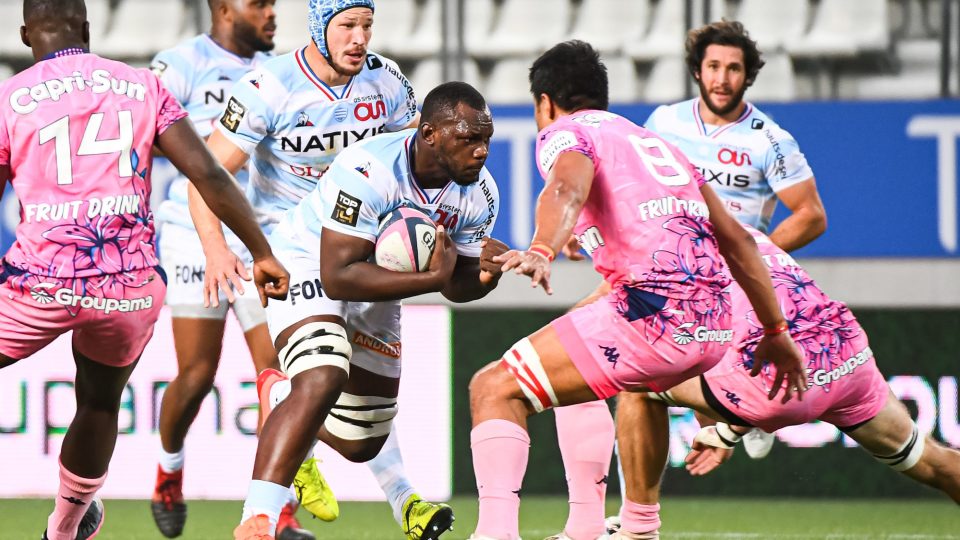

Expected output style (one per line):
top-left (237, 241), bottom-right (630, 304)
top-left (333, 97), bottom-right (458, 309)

top-left (684, 427), bottom-right (735, 476)
top-left (751, 332), bottom-right (808, 403)
top-left (561, 235), bottom-right (586, 261)
top-left (479, 237), bottom-right (509, 284)
top-left (201, 244), bottom-right (250, 308)
top-left (493, 249), bottom-right (553, 295)
top-left (428, 225), bottom-right (458, 285)
top-left (252, 255), bottom-right (289, 307)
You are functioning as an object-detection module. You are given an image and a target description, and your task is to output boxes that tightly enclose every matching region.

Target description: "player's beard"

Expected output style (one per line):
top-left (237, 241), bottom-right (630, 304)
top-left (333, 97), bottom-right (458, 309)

top-left (698, 78), bottom-right (747, 118)
top-left (234, 18), bottom-right (275, 53)
top-left (330, 53), bottom-right (366, 78)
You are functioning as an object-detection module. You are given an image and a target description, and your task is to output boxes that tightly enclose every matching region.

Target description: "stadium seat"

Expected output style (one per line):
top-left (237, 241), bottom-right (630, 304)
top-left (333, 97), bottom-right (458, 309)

top-left (0, 2), bottom-right (27, 59)
top-left (734, 0), bottom-right (809, 52)
top-left (642, 55), bottom-right (687, 103)
top-left (273, 0), bottom-right (309, 54)
top-left (408, 58), bottom-right (482, 98)
top-left (747, 52), bottom-right (797, 102)
top-left (852, 39), bottom-right (940, 99)
top-left (485, 56), bottom-right (537, 104)
top-left (463, 0), bottom-right (498, 57)
top-left (624, 0), bottom-right (685, 62)
top-left (96, 0), bottom-right (188, 59)
top-left (372, 0), bottom-right (418, 57)
top-left (606, 56), bottom-right (640, 103)
top-left (0, 62), bottom-right (14, 81)
top-left (567, 0), bottom-right (650, 55)
top-left (475, 0), bottom-right (573, 59)
top-left (787, 0), bottom-right (890, 58)
top-left (395, 0), bottom-right (442, 59)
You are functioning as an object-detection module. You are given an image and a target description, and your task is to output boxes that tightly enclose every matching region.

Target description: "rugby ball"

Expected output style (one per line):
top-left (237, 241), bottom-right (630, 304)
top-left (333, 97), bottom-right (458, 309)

top-left (375, 207), bottom-right (437, 272)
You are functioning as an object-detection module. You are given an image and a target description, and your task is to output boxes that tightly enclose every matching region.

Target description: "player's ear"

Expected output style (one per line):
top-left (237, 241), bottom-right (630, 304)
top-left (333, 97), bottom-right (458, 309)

top-left (20, 26), bottom-right (29, 48)
top-left (82, 21), bottom-right (90, 47)
top-left (419, 121), bottom-right (436, 145)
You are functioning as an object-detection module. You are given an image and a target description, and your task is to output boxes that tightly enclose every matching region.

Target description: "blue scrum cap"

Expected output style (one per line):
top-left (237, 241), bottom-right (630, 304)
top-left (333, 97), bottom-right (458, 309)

top-left (308, 0), bottom-right (375, 59)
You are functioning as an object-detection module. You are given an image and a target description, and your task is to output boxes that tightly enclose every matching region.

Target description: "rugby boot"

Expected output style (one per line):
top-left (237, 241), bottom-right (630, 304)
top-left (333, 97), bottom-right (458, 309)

top-left (42, 497), bottom-right (104, 540)
top-left (151, 466), bottom-right (186, 537)
top-left (293, 457), bottom-right (339, 521)
top-left (276, 502), bottom-right (315, 540)
top-left (401, 493), bottom-right (455, 540)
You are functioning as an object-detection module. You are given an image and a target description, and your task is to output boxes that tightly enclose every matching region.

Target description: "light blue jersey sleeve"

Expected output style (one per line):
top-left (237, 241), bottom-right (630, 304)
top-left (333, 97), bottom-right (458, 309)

top-left (150, 48), bottom-right (192, 105)
top-left (643, 105), bottom-right (667, 132)
top-left (378, 55), bottom-right (419, 131)
top-left (762, 125), bottom-right (814, 192)
top-left (320, 160), bottom-right (392, 242)
top-left (449, 171), bottom-right (500, 257)
top-left (216, 69), bottom-right (276, 155)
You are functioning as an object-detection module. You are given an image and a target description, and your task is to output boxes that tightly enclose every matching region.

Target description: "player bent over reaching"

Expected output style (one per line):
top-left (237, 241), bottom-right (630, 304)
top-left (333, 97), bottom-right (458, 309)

top-left (465, 41), bottom-right (807, 540)
top-left (233, 82), bottom-right (507, 540)
top-left (604, 226), bottom-right (960, 539)
top-left (0, 1), bottom-right (287, 538)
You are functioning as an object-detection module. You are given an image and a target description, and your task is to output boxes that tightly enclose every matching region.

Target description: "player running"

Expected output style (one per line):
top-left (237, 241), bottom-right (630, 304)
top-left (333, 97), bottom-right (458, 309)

top-left (606, 226), bottom-right (960, 538)
top-left (234, 81), bottom-right (504, 540)
top-left (466, 41), bottom-right (807, 540)
top-left (549, 21), bottom-right (829, 539)
top-left (186, 0), bottom-right (458, 537)
top-left (146, 2), bottom-right (312, 538)
top-left (0, 1), bottom-right (287, 539)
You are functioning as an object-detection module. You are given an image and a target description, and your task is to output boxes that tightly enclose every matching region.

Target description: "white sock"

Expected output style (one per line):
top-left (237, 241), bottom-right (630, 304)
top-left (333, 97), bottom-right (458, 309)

top-left (241, 480), bottom-right (289, 533)
top-left (158, 446), bottom-right (185, 473)
top-left (366, 429), bottom-right (415, 524)
top-left (270, 378), bottom-right (292, 408)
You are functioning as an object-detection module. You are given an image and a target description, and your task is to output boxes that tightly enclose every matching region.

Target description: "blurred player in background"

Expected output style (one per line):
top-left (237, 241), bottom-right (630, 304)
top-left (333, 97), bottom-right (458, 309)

top-left (609, 226), bottom-right (960, 538)
top-left (548, 22), bottom-right (829, 539)
top-left (466, 40), bottom-right (807, 540)
top-left (0, 1), bottom-right (287, 538)
top-left (185, 1), bottom-right (461, 538)
top-left (146, 2), bottom-right (313, 538)
top-left (241, 81), bottom-right (505, 540)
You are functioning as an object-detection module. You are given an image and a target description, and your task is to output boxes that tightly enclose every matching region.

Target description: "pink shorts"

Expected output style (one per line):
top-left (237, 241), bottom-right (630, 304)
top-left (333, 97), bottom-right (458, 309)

top-left (0, 265), bottom-right (166, 367)
top-left (702, 328), bottom-right (888, 433)
top-left (553, 286), bottom-right (733, 399)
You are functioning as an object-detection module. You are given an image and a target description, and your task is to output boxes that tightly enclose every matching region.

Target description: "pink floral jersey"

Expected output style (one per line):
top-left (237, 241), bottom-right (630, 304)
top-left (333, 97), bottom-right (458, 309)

top-left (731, 226), bottom-right (860, 392)
top-left (0, 53), bottom-right (187, 283)
top-left (535, 110), bottom-right (732, 333)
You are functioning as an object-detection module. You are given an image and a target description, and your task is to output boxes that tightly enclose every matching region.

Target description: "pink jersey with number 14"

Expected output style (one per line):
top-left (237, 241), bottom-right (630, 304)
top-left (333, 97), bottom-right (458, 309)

top-left (0, 53), bottom-right (187, 279)
top-left (535, 110), bottom-right (730, 301)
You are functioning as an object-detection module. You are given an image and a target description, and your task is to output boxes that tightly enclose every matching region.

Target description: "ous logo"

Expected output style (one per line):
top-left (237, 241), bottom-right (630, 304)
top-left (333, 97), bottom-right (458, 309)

top-left (30, 283), bottom-right (56, 304)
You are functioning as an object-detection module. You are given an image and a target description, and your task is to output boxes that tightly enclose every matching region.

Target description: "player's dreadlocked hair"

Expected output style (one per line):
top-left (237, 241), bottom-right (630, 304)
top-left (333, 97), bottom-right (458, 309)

top-left (421, 81), bottom-right (487, 124)
top-left (685, 20), bottom-right (765, 87)
top-left (529, 40), bottom-right (608, 112)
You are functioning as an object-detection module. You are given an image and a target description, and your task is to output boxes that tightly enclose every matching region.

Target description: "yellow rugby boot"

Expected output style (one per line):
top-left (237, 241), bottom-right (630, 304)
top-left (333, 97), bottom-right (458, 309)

top-left (401, 493), bottom-right (454, 540)
top-left (293, 457), bottom-right (339, 522)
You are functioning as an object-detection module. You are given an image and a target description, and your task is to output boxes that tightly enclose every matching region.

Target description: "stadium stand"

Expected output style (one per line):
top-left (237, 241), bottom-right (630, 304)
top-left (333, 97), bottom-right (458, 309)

top-left (0, 0), bottom-right (953, 101)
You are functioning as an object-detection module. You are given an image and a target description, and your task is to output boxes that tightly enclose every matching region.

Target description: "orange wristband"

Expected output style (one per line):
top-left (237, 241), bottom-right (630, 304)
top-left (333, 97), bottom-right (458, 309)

top-left (762, 321), bottom-right (789, 336)
top-left (528, 243), bottom-right (555, 262)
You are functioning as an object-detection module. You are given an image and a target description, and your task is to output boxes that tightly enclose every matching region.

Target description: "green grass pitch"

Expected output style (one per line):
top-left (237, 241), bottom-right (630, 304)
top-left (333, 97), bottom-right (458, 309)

top-left (1, 496), bottom-right (957, 539)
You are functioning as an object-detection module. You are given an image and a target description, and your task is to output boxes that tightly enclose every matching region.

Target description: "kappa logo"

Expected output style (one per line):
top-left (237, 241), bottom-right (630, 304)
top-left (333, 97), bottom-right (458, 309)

top-left (599, 345), bottom-right (619, 368)
top-left (672, 322), bottom-right (734, 345)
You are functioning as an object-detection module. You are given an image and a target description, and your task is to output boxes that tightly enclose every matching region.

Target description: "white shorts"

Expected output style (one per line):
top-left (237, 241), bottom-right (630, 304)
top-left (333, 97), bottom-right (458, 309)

top-left (265, 248), bottom-right (402, 378)
top-left (159, 222), bottom-right (265, 331)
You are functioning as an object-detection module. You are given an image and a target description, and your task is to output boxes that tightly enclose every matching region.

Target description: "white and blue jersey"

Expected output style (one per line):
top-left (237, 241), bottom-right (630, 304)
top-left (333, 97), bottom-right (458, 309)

top-left (271, 129), bottom-right (499, 259)
top-left (645, 98), bottom-right (813, 232)
top-left (217, 48), bottom-right (418, 234)
top-left (150, 34), bottom-right (270, 230)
